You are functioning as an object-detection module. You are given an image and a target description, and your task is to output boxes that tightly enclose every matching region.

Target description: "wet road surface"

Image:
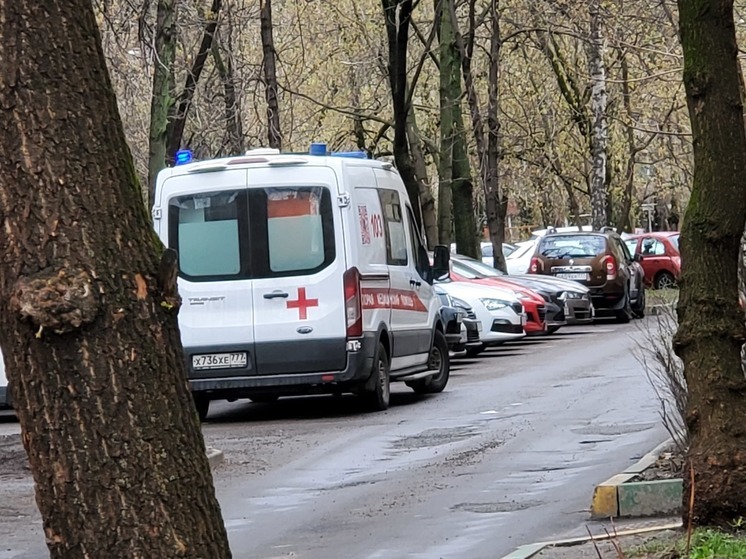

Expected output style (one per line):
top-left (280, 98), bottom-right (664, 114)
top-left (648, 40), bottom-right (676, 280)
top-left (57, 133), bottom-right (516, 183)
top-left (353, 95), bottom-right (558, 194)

top-left (0, 319), bottom-right (667, 558)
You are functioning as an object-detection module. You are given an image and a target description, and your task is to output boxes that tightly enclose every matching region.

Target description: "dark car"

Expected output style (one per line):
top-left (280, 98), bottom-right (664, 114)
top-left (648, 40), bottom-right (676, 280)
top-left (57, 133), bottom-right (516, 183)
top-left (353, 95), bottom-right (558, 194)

top-left (624, 232), bottom-right (681, 290)
top-left (529, 228), bottom-right (645, 323)
top-left (435, 286), bottom-right (481, 352)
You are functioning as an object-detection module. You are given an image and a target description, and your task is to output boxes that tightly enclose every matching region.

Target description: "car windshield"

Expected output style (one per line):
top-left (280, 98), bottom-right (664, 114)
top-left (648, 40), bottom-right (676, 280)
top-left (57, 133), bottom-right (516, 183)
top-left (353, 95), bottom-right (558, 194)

top-left (538, 235), bottom-right (606, 259)
top-left (454, 257), bottom-right (506, 277)
top-left (508, 242), bottom-right (536, 260)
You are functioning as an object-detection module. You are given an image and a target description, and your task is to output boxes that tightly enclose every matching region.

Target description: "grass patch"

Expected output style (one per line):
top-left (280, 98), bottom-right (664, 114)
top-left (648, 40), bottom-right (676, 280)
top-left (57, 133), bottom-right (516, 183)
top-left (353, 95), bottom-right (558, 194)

top-left (628, 528), bottom-right (746, 559)
top-left (647, 287), bottom-right (679, 308)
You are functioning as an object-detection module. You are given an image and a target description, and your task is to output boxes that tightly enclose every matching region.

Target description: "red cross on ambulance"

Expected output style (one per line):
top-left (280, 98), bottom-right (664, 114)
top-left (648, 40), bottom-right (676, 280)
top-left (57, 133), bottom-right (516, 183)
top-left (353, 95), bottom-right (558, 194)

top-left (286, 287), bottom-right (319, 320)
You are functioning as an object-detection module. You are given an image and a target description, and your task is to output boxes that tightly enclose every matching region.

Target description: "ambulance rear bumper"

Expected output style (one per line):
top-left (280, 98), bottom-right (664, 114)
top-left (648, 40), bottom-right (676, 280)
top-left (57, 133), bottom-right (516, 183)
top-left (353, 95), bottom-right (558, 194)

top-left (187, 334), bottom-right (377, 397)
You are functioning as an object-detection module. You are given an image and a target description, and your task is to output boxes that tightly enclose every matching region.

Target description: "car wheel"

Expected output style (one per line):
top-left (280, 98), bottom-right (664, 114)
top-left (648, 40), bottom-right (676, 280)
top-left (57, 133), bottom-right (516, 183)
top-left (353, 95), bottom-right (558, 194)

top-left (632, 287), bottom-right (646, 319)
top-left (654, 271), bottom-right (677, 290)
top-left (465, 344), bottom-right (486, 358)
top-left (361, 342), bottom-right (391, 411)
top-left (249, 394), bottom-right (279, 404)
top-left (615, 295), bottom-right (632, 324)
top-left (408, 330), bottom-right (450, 394)
top-left (193, 393), bottom-right (210, 422)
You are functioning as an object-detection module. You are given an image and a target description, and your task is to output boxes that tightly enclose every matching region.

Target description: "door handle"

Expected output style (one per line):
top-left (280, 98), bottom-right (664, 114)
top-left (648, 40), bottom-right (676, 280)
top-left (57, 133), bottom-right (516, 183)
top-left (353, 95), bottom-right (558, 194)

top-left (263, 291), bottom-right (289, 299)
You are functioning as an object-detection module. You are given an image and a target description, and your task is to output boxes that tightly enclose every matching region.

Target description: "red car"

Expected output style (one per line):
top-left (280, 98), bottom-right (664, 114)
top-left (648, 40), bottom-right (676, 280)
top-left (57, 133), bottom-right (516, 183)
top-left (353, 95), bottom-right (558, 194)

top-left (450, 270), bottom-right (547, 335)
top-left (624, 232), bottom-right (681, 290)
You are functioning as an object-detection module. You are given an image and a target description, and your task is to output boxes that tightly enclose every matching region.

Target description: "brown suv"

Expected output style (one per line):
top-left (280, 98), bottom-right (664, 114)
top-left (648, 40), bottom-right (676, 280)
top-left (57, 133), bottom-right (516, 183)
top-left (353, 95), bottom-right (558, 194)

top-left (528, 228), bottom-right (645, 323)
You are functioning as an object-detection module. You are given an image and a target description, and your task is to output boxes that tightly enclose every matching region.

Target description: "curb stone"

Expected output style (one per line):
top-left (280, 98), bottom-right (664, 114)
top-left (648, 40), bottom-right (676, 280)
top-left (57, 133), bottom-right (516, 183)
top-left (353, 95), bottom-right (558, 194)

top-left (206, 447), bottom-right (224, 469)
top-left (647, 303), bottom-right (675, 316)
top-left (591, 438), bottom-right (682, 519)
top-left (497, 521), bottom-right (682, 559)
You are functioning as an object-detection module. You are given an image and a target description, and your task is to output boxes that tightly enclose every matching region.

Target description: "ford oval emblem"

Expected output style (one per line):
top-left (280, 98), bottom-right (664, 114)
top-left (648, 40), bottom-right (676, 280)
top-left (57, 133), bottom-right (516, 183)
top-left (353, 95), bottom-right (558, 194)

top-left (297, 326), bottom-right (313, 334)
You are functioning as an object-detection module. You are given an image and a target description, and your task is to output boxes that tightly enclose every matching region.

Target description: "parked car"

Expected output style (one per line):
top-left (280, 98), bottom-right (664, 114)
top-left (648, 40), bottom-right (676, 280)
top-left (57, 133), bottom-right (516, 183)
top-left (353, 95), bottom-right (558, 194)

top-left (434, 287), bottom-right (467, 352)
top-left (451, 254), bottom-right (594, 330)
top-left (506, 240), bottom-right (537, 275)
top-left (435, 280), bottom-right (526, 356)
top-left (449, 242), bottom-right (517, 266)
top-left (529, 228), bottom-right (645, 323)
top-left (435, 287), bottom-right (482, 353)
top-left (447, 263), bottom-right (547, 335)
top-left (624, 232), bottom-right (681, 290)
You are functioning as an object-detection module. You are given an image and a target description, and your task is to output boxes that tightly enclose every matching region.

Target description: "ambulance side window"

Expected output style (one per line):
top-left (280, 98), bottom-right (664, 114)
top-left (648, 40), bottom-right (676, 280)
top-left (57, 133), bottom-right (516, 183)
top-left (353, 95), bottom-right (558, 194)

top-left (168, 190), bottom-right (249, 281)
top-left (378, 189), bottom-right (408, 266)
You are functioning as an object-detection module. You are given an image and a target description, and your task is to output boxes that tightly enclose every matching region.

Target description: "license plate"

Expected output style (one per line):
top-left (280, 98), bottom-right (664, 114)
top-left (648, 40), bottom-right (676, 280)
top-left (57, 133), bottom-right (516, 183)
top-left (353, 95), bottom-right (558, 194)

top-left (192, 352), bottom-right (247, 370)
top-left (556, 273), bottom-right (588, 280)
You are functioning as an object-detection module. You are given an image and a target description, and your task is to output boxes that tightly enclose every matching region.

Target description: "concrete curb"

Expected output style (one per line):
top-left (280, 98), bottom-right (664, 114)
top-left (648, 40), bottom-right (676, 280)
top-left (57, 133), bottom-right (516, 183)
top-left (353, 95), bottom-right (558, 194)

top-left (647, 302), bottom-right (676, 316)
top-left (497, 522), bottom-right (682, 559)
top-left (206, 447), bottom-right (224, 469)
top-left (591, 438), bottom-right (682, 519)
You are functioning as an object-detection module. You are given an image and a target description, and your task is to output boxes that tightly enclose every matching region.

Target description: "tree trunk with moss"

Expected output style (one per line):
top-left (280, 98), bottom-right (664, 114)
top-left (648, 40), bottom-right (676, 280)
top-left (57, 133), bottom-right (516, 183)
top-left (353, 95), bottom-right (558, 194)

top-left (260, 0), bottom-right (282, 150)
top-left (674, 0), bottom-right (746, 528)
top-left (0, 2), bottom-right (232, 557)
top-left (147, 0), bottom-right (177, 207)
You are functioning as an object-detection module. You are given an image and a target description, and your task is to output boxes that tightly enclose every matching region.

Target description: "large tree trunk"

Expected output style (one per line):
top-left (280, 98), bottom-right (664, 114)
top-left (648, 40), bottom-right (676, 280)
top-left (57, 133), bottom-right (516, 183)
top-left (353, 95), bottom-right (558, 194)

top-left (451, 108), bottom-right (479, 259)
top-left (674, 0), bottom-right (746, 527)
top-left (588, 0), bottom-right (608, 231)
top-left (0, 2), bottom-right (232, 557)
top-left (147, 0), bottom-right (177, 208)
top-left (260, 0), bottom-right (282, 150)
top-left (382, 0), bottom-right (423, 229)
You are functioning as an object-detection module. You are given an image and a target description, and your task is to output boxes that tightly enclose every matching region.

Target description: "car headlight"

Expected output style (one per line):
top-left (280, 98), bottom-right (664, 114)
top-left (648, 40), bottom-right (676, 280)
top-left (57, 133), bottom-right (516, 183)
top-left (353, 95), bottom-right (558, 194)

top-left (559, 291), bottom-right (582, 300)
top-left (480, 298), bottom-right (511, 311)
top-left (451, 297), bottom-right (471, 310)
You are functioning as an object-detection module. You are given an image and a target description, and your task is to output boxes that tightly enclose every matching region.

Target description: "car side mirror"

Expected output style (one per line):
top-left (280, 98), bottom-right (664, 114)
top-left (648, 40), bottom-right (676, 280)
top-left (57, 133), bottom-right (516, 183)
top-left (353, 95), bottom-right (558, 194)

top-left (433, 245), bottom-right (450, 281)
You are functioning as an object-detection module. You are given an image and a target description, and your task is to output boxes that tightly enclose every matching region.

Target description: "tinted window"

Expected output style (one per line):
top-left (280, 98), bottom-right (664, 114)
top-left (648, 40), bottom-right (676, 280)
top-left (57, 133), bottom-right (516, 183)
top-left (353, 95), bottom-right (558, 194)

top-left (169, 186), bottom-right (335, 281)
top-left (250, 186), bottom-right (336, 278)
top-left (538, 235), bottom-right (606, 258)
top-left (169, 190), bottom-right (248, 280)
top-left (379, 190), bottom-right (408, 266)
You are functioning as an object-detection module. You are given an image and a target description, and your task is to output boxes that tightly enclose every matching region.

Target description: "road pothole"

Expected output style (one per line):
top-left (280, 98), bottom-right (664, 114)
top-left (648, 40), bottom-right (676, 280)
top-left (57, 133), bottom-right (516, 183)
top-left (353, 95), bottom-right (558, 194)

top-left (391, 426), bottom-right (476, 450)
top-left (451, 500), bottom-right (542, 513)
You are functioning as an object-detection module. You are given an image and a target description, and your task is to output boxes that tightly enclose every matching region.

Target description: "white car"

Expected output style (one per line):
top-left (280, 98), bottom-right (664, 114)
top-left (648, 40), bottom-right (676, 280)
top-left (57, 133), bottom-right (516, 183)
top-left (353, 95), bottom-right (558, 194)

top-left (435, 281), bottom-right (525, 356)
top-left (506, 240), bottom-right (537, 275)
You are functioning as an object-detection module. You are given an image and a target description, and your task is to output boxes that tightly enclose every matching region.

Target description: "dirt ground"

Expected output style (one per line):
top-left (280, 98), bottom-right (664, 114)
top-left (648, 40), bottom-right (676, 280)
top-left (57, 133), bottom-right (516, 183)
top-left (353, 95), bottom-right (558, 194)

top-left (533, 528), bottom-right (681, 559)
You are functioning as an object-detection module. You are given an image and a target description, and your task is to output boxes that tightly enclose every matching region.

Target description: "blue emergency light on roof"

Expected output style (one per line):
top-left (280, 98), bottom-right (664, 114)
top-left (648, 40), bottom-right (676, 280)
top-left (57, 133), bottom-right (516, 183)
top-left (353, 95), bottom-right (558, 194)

top-left (309, 142), bottom-right (327, 156)
top-left (175, 149), bottom-right (193, 165)
top-left (331, 151), bottom-right (368, 159)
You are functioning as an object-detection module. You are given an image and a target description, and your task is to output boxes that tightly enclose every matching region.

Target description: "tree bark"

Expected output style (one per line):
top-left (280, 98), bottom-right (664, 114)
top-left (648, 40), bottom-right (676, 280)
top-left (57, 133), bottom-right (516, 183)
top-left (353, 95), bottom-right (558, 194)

top-left (382, 0), bottom-right (424, 230)
top-left (437, 0), bottom-right (455, 246)
top-left (406, 111), bottom-right (439, 248)
top-left (211, 37), bottom-right (244, 156)
top-left (0, 2), bottom-right (232, 557)
top-left (588, 0), bottom-right (608, 231)
top-left (260, 0), bottom-right (282, 150)
top-left (674, 0), bottom-right (746, 527)
top-left (166, 0), bottom-right (222, 163)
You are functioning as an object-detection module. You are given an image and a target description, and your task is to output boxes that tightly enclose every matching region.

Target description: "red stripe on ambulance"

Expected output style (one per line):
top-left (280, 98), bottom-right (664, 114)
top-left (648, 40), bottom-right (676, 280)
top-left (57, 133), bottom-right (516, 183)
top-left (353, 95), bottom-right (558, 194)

top-left (361, 288), bottom-right (428, 312)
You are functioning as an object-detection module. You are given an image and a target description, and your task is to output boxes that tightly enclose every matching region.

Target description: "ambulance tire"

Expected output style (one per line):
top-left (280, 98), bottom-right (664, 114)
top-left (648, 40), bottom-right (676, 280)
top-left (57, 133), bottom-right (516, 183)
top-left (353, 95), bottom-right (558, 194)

top-left (193, 394), bottom-right (210, 422)
top-left (361, 342), bottom-right (391, 412)
top-left (408, 330), bottom-right (450, 394)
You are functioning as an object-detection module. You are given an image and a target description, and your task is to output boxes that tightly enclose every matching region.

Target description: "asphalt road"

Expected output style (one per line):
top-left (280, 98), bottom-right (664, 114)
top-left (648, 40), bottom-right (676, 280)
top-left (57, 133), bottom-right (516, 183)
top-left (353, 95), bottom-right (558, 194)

top-left (0, 318), bottom-right (668, 558)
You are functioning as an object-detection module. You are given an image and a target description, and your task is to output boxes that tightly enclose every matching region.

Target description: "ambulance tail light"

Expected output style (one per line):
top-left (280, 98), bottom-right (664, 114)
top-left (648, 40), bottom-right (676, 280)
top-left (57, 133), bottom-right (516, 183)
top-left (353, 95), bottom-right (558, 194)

top-left (344, 267), bottom-right (363, 338)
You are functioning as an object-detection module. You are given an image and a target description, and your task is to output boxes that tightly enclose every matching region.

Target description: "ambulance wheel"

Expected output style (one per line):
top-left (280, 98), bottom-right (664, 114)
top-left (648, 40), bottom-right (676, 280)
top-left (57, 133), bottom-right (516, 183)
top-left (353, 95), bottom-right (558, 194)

top-left (193, 394), bottom-right (210, 422)
top-left (361, 343), bottom-right (391, 412)
top-left (408, 330), bottom-right (450, 394)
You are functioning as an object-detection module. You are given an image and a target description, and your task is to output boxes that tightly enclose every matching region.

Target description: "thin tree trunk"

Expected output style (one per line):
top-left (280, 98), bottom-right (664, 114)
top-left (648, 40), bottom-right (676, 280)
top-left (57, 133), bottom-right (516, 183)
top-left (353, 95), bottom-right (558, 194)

top-left (437, 0), bottom-right (455, 246)
top-left (588, 0), bottom-right (608, 230)
top-left (674, 0), bottom-right (746, 527)
top-left (406, 111), bottom-right (439, 248)
top-left (147, 0), bottom-right (177, 207)
top-left (382, 0), bottom-right (423, 229)
top-left (0, 1), bottom-right (231, 557)
top-left (166, 0), bottom-right (222, 162)
top-left (211, 38), bottom-right (244, 156)
top-left (451, 108), bottom-right (479, 259)
top-left (260, 0), bottom-right (282, 150)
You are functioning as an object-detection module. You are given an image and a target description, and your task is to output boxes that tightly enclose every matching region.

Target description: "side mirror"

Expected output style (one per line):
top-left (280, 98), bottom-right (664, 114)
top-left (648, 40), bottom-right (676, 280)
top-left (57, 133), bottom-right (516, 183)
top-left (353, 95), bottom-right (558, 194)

top-left (433, 245), bottom-right (450, 281)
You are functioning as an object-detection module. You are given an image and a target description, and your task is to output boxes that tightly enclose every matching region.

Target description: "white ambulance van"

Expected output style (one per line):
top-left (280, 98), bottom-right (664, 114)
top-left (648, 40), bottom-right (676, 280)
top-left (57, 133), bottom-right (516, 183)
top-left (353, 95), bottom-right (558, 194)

top-left (153, 143), bottom-right (451, 418)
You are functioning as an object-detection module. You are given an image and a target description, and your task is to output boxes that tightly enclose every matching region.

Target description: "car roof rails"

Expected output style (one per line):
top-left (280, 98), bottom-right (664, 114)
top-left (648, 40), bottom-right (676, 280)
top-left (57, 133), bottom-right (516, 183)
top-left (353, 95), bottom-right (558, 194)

top-left (546, 226), bottom-right (557, 234)
top-left (600, 226), bottom-right (616, 233)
